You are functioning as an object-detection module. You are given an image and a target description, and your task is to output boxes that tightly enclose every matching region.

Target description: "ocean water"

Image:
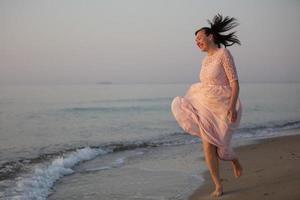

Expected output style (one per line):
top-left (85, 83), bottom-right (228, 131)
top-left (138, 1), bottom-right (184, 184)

top-left (0, 82), bottom-right (300, 199)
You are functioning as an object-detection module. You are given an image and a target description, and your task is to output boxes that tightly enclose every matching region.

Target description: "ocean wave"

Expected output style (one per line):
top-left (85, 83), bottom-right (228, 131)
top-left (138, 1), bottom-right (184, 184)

top-left (238, 120), bottom-right (300, 135)
top-left (2, 120), bottom-right (300, 180)
top-left (2, 120), bottom-right (300, 182)
top-left (0, 132), bottom-right (194, 184)
top-left (5, 147), bottom-right (109, 200)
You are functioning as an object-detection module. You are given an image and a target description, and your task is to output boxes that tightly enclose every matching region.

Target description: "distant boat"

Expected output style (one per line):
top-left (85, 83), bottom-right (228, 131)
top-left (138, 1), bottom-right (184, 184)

top-left (96, 81), bottom-right (113, 84)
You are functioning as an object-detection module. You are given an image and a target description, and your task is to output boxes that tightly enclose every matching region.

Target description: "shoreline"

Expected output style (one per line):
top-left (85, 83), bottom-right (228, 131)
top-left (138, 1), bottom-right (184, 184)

top-left (189, 134), bottom-right (300, 200)
top-left (46, 132), bottom-right (300, 200)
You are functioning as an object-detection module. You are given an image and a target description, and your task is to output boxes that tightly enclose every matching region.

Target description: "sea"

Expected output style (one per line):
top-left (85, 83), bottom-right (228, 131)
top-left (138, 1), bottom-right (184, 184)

top-left (0, 82), bottom-right (300, 199)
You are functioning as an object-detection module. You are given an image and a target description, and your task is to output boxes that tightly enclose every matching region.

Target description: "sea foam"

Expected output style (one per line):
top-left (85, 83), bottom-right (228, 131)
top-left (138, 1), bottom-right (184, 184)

top-left (6, 147), bottom-right (109, 200)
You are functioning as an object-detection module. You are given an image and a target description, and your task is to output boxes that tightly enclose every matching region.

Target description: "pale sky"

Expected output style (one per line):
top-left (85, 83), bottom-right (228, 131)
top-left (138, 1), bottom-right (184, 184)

top-left (1, 0), bottom-right (300, 85)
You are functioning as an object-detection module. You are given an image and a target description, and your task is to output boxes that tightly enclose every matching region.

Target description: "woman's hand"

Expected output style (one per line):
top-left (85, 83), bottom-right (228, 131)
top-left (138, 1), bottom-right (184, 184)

top-left (227, 106), bottom-right (237, 123)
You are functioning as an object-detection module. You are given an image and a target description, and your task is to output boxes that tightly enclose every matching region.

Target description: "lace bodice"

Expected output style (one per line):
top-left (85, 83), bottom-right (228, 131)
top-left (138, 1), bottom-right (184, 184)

top-left (199, 48), bottom-right (238, 86)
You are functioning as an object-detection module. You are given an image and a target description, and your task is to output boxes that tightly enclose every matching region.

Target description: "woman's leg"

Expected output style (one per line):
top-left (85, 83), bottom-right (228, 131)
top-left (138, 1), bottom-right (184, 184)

top-left (231, 158), bottom-right (243, 178)
top-left (201, 138), bottom-right (223, 197)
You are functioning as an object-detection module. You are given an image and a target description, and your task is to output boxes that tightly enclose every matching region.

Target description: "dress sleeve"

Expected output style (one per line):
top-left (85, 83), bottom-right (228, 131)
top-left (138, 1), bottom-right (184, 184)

top-left (221, 48), bottom-right (239, 83)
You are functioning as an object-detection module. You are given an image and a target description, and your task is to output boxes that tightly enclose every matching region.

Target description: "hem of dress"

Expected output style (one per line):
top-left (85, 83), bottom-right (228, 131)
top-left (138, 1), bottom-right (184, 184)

top-left (199, 134), bottom-right (237, 161)
top-left (217, 156), bottom-right (237, 161)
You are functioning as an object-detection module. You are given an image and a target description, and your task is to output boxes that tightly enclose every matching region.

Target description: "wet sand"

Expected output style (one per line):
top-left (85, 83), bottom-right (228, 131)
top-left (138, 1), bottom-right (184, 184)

top-left (48, 133), bottom-right (300, 200)
top-left (190, 134), bottom-right (300, 200)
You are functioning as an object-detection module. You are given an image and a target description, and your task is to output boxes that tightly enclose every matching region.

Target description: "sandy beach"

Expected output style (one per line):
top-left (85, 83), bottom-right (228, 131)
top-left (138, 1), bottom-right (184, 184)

top-left (190, 134), bottom-right (300, 200)
top-left (47, 132), bottom-right (300, 200)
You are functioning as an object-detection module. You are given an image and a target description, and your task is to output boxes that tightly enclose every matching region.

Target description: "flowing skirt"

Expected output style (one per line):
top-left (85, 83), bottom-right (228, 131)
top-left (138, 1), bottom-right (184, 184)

top-left (171, 82), bottom-right (242, 161)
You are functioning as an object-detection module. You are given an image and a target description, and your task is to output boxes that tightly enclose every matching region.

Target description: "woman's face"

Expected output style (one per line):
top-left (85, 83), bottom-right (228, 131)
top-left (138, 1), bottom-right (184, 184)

top-left (195, 30), bottom-right (213, 52)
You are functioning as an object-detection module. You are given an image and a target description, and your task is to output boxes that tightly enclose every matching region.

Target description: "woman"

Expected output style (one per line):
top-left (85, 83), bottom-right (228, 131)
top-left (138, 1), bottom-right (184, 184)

top-left (171, 14), bottom-right (243, 197)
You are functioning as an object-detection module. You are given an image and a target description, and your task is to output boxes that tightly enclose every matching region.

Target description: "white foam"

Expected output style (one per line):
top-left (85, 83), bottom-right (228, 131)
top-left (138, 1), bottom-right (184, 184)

top-left (6, 147), bottom-right (108, 200)
top-left (85, 166), bottom-right (112, 172)
top-left (135, 151), bottom-right (145, 155)
top-left (85, 156), bottom-right (126, 173)
top-left (112, 157), bottom-right (125, 167)
top-left (233, 127), bottom-right (300, 142)
top-left (84, 156), bottom-right (126, 173)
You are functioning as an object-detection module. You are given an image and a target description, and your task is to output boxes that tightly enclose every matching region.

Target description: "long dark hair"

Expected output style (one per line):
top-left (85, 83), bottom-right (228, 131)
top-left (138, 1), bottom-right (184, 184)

top-left (195, 14), bottom-right (241, 48)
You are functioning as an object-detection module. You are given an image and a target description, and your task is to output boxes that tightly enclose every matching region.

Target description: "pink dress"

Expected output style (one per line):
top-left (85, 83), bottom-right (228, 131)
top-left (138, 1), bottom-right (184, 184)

top-left (171, 47), bottom-right (242, 161)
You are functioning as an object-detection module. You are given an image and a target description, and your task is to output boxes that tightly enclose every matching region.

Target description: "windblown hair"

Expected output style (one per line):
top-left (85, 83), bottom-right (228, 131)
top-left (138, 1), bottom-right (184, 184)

top-left (195, 14), bottom-right (241, 48)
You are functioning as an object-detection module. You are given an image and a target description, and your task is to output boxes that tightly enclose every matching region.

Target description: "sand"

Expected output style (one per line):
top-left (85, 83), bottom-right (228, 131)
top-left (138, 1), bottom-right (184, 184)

top-left (48, 133), bottom-right (300, 200)
top-left (190, 134), bottom-right (300, 200)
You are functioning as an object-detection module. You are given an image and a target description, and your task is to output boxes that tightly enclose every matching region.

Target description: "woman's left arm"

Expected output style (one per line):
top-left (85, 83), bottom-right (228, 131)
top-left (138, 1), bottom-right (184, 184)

top-left (229, 80), bottom-right (239, 110)
top-left (222, 48), bottom-right (240, 122)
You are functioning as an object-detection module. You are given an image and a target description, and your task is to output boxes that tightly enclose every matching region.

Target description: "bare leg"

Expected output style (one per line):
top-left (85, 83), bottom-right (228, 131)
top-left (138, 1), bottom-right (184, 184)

top-left (231, 158), bottom-right (243, 178)
top-left (201, 139), bottom-right (223, 197)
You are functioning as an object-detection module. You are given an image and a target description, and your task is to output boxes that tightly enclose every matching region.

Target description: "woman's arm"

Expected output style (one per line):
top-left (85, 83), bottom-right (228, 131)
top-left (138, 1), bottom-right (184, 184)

top-left (227, 80), bottom-right (239, 122)
top-left (229, 80), bottom-right (239, 109)
top-left (221, 48), bottom-right (240, 122)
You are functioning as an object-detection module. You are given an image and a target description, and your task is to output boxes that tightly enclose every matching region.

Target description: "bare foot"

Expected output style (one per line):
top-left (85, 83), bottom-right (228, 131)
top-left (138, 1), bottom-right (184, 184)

top-left (232, 159), bottom-right (243, 178)
top-left (210, 186), bottom-right (223, 197)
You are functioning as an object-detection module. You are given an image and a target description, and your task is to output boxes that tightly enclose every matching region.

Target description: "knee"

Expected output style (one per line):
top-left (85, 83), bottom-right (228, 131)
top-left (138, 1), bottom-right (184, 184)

top-left (202, 140), bottom-right (216, 152)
